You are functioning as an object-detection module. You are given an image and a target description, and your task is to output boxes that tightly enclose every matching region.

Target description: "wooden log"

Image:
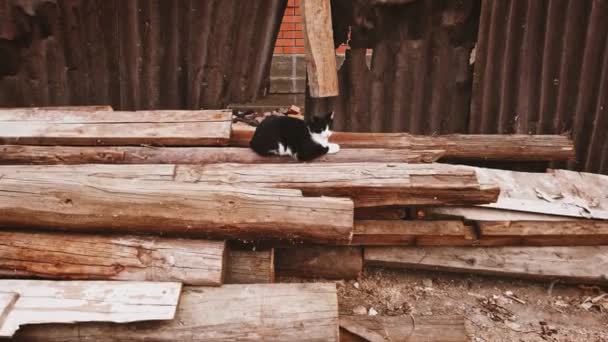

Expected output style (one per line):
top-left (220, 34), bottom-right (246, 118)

top-left (275, 246), bottom-right (363, 280)
top-left (351, 220), bottom-right (476, 246)
top-left (225, 246), bottom-right (275, 284)
top-left (354, 207), bottom-right (406, 220)
top-left (339, 315), bottom-right (468, 342)
top-left (0, 169), bottom-right (354, 244)
top-left (300, 0), bottom-right (339, 97)
top-left (230, 126), bottom-right (574, 161)
top-left (175, 163), bottom-right (500, 208)
top-left (0, 109), bottom-right (232, 146)
top-left (365, 246), bottom-right (608, 284)
top-left (0, 145), bottom-right (444, 165)
top-left (0, 292), bottom-right (18, 331)
top-left (0, 280), bottom-right (181, 337)
top-left (0, 230), bottom-right (226, 286)
top-left (477, 220), bottom-right (608, 246)
top-left (15, 283), bottom-right (340, 341)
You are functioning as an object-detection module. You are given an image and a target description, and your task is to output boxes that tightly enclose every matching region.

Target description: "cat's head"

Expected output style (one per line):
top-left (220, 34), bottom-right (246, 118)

top-left (307, 111), bottom-right (334, 138)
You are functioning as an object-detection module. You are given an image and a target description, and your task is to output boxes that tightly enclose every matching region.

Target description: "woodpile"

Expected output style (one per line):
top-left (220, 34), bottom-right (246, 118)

top-left (1, 106), bottom-right (605, 340)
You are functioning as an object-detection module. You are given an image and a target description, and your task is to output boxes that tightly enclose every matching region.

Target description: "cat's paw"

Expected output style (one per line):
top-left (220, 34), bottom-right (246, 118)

top-left (327, 143), bottom-right (340, 154)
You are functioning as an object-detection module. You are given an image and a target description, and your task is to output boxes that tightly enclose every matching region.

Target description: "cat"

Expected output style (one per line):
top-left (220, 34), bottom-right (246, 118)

top-left (249, 111), bottom-right (340, 161)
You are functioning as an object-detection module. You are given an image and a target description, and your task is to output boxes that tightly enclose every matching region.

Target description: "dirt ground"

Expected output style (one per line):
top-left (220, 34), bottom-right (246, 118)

top-left (283, 267), bottom-right (608, 341)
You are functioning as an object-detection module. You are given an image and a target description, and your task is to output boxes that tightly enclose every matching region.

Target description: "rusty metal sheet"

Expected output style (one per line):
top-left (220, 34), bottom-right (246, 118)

top-left (0, 0), bottom-right (286, 110)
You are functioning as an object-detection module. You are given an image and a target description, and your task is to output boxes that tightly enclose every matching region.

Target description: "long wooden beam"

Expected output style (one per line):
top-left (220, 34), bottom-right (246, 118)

top-left (300, 0), bottom-right (339, 97)
top-left (0, 231), bottom-right (226, 286)
top-left (14, 284), bottom-right (340, 341)
top-left (351, 220), bottom-right (476, 246)
top-left (230, 125), bottom-right (574, 161)
top-left (0, 145), bottom-right (444, 164)
top-left (0, 109), bottom-right (232, 146)
top-left (365, 246), bottom-right (608, 284)
top-left (175, 163), bottom-right (500, 207)
top-left (0, 167), bottom-right (354, 244)
top-left (339, 315), bottom-right (468, 342)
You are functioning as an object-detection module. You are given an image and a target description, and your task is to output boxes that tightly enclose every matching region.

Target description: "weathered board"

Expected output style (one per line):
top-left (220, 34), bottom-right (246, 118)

top-left (0, 109), bottom-right (232, 146)
top-left (230, 125), bottom-right (574, 161)
top-left (175, 163), bottom-right (500, 207)
top-left (351, 220), bottom-right (475, 246)
top-left (365, 246), bottom-right (608, 284)
top-left (15, 283), bottom-right (339, 341)
top-left (0, 166), bottom-right (354, 243)
top-left (0, 231), bottom-right (226, 285)
top-left (0, 145), bottom-right (444, 164)
top-left (0, 280), bottom-right (181, 337)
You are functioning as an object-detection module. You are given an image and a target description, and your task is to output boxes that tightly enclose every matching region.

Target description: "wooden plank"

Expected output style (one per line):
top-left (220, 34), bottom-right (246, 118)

top-left (300, 0), bottom-right (339, 97)
top-left (276, 246), bottom-right (362, 280)
top-left (339, 315), bottom-right (468, 342)
top-left (175, 163), bottom-right (500, 208)
top-left (478, 220), bottom-right (608, 246)
top-left (230, 125), bottom-right (574, 161)
top-left (0, 166), bottom-right (354, 244)
top-left (15, 283), bottom-right (339, 341)
top-left (0, 292), bottom-right (18, 332)
top-left (0, 145), bottom-right (444, 165)
top-left (225, 246), bottom-right (275, 284)
top-left (351, 220), bottom-right (476, 246)
top-left (0, 109), bottom-right (231, 146)
top-left (365, 246), bottom-right (608, 284)
top-left (0, 280), bottom-right (181, 337)
top-left (0, 230), bottom-right (226, 286)
top-left (424, 206), bottom-right (575, 221)
top-left (2, 105), bottom-right (113, 111)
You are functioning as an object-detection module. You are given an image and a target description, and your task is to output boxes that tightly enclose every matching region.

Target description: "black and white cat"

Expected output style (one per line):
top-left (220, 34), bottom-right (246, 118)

top-left (249, 111), bottom-right (340, 161)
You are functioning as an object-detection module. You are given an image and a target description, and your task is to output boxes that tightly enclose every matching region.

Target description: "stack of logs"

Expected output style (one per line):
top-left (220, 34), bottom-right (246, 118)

top-left (1, 106), bottom-right (606, 341)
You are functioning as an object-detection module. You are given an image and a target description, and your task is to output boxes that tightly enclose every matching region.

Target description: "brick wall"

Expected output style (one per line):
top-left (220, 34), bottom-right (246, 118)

top-left (274, 0), bottom-right (349, 55)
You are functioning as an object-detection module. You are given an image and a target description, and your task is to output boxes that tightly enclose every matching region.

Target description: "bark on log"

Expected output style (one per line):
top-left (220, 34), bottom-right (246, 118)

top-left (175, 163), bottom-right (500, 208)
top-left (0, 280), bottom-right (181, 337)
top-left (0, 230), bottom-right (226, 286)
top-left (230, 125), bottom-right (574, 161)
top-left (351, 220), bottom-right (476, 246)
top-left (365, 246), bottom-right (608, 284)
top-left (14, 283), bottom-right (340, 341)
top-left (226, 246), bottom-right (275, 284)
top-left (0, 109), bottom-right (231, 146)
top-left (275, 246), bottom-right (363, 280)
top-left (0, 145), bottom-right (444, 165)
top-left (300, 0), bottom-right (339, 97)
top-left (339, 315), bottom-right (468, 342)
top-left (477, 220), bottom-right (608, 246)
top-left (0, 168), bottom-right (354, 244)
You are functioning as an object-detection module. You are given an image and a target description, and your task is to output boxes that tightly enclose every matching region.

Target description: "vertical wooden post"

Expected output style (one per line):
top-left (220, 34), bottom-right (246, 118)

top-left (300, 0), bottom-right (339, 97)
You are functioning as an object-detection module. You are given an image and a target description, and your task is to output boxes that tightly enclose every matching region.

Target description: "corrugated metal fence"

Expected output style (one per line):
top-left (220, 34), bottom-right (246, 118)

top-left (0, 0), bottom-right (286, 109)
top-left (309, 0), bottom-right (607, 174)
